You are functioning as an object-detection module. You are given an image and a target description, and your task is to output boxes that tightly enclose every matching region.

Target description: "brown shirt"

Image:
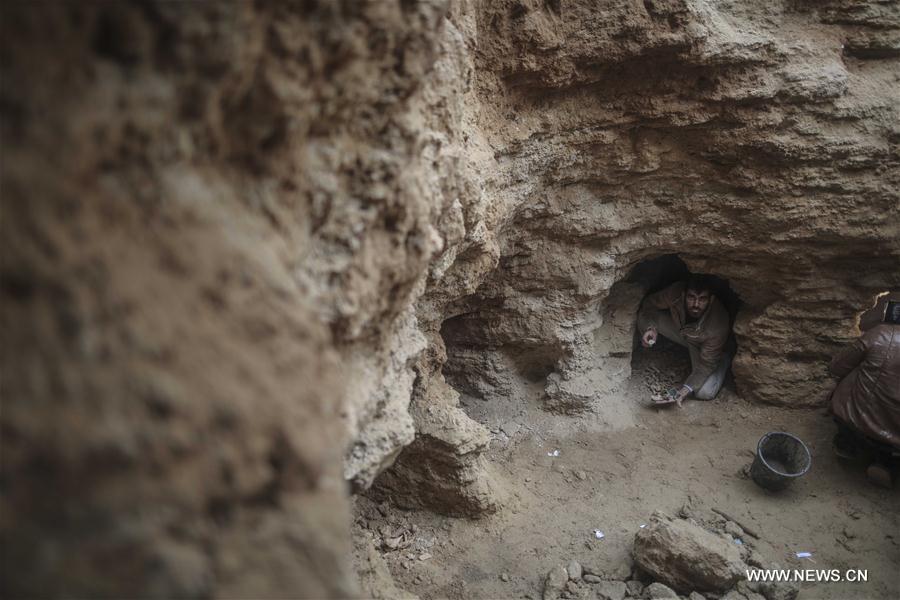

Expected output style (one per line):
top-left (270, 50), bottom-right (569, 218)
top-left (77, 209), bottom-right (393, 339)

top-left (638, 281), bottom-right (731, 390)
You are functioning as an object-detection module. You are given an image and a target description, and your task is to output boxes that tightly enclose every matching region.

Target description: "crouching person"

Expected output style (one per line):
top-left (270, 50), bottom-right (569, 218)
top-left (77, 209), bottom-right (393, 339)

top-left (637, 274), bottom-right (734, 406)
top-left (830, 298), bottom-right (900, 488)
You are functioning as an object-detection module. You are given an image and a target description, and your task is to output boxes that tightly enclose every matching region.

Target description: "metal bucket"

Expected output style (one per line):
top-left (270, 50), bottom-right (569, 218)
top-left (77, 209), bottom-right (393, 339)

top-left (750, 431), bottom-right (811, 491)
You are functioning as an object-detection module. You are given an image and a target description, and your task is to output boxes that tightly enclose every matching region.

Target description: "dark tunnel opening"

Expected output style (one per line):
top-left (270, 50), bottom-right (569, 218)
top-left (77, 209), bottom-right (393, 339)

top-left (625, 254), bottom-right (742, 322)
top-left (626, 254), bottom-right (743, 397)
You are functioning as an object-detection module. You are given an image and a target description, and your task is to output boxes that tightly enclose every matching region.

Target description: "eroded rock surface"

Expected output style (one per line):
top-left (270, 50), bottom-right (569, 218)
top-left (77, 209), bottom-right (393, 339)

top-left (1, 1), bottom-right (449, 597)
top-left (368, 372), bottom-right (503, 516)
top-left (543, 564), bottom-right (570, 600)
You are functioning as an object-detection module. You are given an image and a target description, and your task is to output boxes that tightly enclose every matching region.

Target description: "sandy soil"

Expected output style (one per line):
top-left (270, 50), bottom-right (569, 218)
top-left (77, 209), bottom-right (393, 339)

top-left (356, 344), bottom-right (900, 599)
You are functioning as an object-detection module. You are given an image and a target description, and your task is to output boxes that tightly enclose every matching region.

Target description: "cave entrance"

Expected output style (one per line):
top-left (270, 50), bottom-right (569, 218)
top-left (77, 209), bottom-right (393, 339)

top-left (439, 312), bottom-right (561, 426)
top-left (625, 254), bottom-right (741, 320)
top-left (625, 254), bottom-right (742, 400)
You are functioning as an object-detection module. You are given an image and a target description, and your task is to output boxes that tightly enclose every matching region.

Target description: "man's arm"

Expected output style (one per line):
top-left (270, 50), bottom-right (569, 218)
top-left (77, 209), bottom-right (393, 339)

top-left (684, 330), bottom-right (728, 391)
top-left (829, 335), bottom-right (868, 378)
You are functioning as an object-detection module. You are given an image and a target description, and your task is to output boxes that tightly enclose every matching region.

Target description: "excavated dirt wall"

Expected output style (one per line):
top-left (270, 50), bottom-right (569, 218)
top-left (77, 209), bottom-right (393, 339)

top-left (2, 2), bottom-right (451, 596)
top-left (1, 0), bottom-right (898, 597)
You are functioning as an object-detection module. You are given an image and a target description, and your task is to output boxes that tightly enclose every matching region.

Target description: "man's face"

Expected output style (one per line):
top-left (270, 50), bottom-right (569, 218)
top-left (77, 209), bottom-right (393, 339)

top-left (685, 289), bottom-right (711, 319)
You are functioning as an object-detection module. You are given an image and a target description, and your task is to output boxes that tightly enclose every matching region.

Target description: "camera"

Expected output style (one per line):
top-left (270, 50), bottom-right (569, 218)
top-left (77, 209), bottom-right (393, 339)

top-left (885, 300), bottom-right (900, 325)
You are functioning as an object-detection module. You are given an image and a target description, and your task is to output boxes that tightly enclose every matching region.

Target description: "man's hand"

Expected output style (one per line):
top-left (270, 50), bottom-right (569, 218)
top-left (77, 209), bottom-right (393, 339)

top-left (666, 385), bottom-right (691, 408)
top-left (641, 327), bottom-right (658, 348)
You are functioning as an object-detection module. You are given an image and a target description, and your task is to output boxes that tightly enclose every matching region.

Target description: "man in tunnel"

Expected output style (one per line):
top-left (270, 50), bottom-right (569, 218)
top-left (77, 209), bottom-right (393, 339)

top-left (829, 297), bottom-right (900, 488)
top-left (637, 274), bottom-right (733, 406)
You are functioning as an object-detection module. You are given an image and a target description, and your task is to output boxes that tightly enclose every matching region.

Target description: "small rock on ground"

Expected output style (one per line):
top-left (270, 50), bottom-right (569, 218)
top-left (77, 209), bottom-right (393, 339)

top-left (724, 521), bottom-right (744, 539)
top-left (736, 581), bottom-right (760, 596)
top-left (501, 421), bottom-right (521, 437)
top-left (625, 580), bottom-right (644, 597)
top-left (607, 560), bottom-right (633, 581)
top-left (595, 580), bottom-right (627, 600)
top-left (581, 564), bottom-right (601, 577)
top-left (757, 579), bottom-right (799, 600)
top-left (646, 582), bottom-right (679, 599)
top-left (563, 580), bottom-right (590, 599)
top-left (566, 560), bottom-right (582, 581)
top-left (689, 592), bottom-right (706, 600)
top-left (543, 565), bottom-right (568, 600)
top-left (728, 589), bottom-right (766, 600)
top-left (501, 573), bottom-right (510, 582)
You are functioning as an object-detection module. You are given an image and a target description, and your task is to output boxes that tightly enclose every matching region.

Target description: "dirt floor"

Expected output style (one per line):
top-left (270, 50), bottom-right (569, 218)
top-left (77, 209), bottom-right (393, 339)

top-left (356, 343), bottom-right (900, 600)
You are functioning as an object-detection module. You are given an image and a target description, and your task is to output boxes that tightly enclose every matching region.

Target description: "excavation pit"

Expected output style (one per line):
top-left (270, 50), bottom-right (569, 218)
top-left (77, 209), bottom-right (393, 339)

top-left (361, 277), bottom-right (895, 600)
top-left (356, 390), bottom-right (899, 600)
